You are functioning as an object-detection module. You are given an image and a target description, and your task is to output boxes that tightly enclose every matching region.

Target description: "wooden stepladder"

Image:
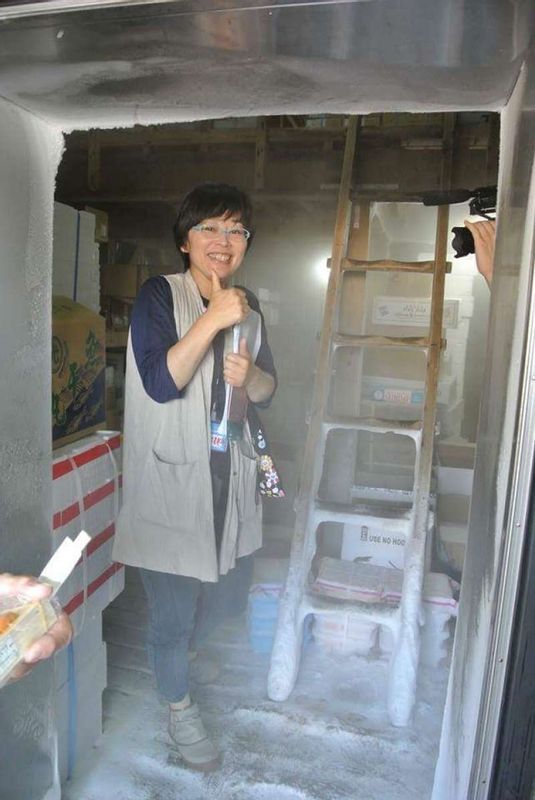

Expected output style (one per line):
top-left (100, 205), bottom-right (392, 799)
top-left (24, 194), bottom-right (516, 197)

top-left (267, 116), bottom-right (451, 726)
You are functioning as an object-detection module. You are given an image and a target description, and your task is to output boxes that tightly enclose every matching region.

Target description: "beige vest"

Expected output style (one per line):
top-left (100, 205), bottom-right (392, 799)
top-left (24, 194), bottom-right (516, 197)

top-left (112, 271), bottom-right (263, 582)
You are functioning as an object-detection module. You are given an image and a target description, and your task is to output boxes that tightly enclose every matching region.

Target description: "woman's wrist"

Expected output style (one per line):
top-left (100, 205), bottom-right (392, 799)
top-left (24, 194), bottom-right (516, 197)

top-left (246, 366), bottom-right (275, 403)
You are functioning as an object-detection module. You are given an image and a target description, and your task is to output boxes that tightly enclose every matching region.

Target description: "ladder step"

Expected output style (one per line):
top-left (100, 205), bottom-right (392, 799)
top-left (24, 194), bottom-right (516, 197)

top-left (302, 592), bottom-right (400, 624)
top-left (340, 257), bottom-right (452, 274)
top-left (323, 415), bottom-right (422, 438)
top-left (333, 334), bottom-right (432, 349)
top-left (313, 500), bottom-right (412, 525)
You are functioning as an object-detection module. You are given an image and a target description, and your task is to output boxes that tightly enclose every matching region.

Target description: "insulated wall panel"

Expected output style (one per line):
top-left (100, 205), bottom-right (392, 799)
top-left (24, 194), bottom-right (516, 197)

top-left (0, 99), bottom-right (63, 800)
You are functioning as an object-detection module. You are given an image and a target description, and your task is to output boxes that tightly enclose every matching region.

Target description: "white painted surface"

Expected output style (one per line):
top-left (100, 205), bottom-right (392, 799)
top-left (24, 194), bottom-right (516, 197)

top-left (53, 202), bottom-right (100, 312)
top-left (431, 63), bottom-right (530, 800)
top-left (0, 98), bottom-right (64, 800)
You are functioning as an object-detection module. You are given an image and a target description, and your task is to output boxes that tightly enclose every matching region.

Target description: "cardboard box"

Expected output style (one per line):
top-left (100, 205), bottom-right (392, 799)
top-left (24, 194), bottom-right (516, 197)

top-left (342, 520), bottom-right (409, 569)
top-left (101, 263), bottom-right (150, 298)
top-left (85, 206), bottom-right (109, 243)
top-left (52, 297), bottom-right (106, 448)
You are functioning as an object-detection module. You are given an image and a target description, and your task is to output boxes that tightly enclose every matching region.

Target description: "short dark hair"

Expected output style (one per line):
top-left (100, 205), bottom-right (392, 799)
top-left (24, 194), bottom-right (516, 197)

top-left (173, 182), bottom-right (254, 271)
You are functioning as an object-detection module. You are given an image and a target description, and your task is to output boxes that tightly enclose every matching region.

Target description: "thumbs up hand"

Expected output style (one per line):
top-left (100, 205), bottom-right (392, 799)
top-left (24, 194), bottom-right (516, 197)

top-left (224, 337), bottom-right (254, 388)
top-left (207, 271), bottom-right (250, 331)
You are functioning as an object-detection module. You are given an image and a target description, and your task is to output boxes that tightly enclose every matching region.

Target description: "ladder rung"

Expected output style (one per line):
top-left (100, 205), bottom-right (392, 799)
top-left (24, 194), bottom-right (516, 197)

top-left (340, 257), bottom-right (452, 274)
top-left (333, 334), bottom-right (431, 350)
top-left (302, 593), bottom-right (401, 624)
top-left (323, 415), bottom-right (422, 438)
top-left (313, 500), bottom-right (412, 525)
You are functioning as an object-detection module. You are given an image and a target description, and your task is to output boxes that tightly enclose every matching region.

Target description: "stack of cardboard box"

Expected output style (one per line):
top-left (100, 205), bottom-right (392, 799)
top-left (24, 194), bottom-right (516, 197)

top-left (101, 261), bottom-right (151, 348)
top-left (52, 297), bottom-right (106, 448)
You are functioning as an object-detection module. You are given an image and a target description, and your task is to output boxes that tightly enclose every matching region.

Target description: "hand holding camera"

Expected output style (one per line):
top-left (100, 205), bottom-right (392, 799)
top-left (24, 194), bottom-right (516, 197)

top-left (464, 219), bottom-right (496, 287)
top-left (423, 185), bottom-right (496, 287)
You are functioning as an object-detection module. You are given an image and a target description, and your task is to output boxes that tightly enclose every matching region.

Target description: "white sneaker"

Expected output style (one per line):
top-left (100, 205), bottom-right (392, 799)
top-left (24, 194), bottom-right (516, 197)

top-left (168, 702), bottom-right (220, 771)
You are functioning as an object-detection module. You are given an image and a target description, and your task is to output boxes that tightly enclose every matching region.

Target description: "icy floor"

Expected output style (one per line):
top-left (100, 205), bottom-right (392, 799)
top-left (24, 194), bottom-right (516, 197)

top-left (63, 608), bottom-right (448, 800)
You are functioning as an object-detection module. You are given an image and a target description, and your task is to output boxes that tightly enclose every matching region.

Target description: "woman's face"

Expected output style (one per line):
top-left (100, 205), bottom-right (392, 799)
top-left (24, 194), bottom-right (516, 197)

top-left (181, 213), bottom-right (249, 288)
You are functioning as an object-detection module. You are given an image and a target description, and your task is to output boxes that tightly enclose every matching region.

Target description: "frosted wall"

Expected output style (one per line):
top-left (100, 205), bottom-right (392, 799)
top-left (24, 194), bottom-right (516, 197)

top-left (432, 53), bottom-right (535, 800)
top-left (0, 99), bottom-right (64, 800)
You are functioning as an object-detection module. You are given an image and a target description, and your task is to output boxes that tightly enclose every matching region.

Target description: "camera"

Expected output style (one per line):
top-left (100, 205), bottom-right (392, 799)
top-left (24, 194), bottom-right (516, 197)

top-left (422, 185), bottom-right (497, 258)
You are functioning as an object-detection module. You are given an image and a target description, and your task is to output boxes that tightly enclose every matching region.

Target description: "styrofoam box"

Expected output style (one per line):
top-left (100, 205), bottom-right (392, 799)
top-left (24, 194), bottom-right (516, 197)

top-left (54, 609), bottom-right (103, 690)
top-left (53, 432), bottom-right (122, 542)
top-left (437, 439), bottom-right (476, 469)
top-left (59, 538), bottom-right (124, 612)
top-left (438, 522), bottom-right (468, 572)
top-left (362, 374), bottom-right (457, 407)
top-left (53, 431), bottom-right (124, 623)
top-left (437, 398), bottom-right (465, 439)
top-left (437, 465), bottom-right (474, 496)
top-left (372, 296), bottom-right (461, 329)
top-left (438, 494), bottom-right (470, 524)
top-left (380, 572), bottom-right (457, 666)
top-left (314, 615), bottom-right (378, 656)
top-left (360, 398), bottom-right (420, 423)
top-left (56, 641), bottom-right (107, 783)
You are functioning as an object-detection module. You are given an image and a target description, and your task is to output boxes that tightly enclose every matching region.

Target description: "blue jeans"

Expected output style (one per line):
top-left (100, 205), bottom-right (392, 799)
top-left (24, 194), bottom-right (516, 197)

top-left (139, 556), bottom-right (253, 702)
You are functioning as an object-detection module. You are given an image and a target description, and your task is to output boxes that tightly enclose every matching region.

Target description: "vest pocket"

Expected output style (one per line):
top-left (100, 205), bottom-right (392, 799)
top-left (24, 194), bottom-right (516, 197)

top-left (139, 450), bottom-right (201, 533)
top-left (236, 449), bottom-right (260, 524)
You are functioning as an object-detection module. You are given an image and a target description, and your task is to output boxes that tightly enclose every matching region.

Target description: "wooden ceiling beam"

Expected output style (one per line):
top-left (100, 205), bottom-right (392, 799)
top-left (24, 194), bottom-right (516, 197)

top-left (66, 126), bottom-right (347, 150)
top-left (55, 190), bottom-right (340, 205)
top-left (65, 117), bottom-right (491, 153)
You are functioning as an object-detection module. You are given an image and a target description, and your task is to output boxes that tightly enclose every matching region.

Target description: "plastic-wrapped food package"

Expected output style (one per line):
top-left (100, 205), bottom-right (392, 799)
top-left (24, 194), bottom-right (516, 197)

top-left (0, 595), bottom-right (60, 687)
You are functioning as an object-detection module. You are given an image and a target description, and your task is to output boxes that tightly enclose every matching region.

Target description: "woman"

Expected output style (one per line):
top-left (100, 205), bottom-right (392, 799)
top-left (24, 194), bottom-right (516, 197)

top-left (113, 183), bottom-right (277, 771)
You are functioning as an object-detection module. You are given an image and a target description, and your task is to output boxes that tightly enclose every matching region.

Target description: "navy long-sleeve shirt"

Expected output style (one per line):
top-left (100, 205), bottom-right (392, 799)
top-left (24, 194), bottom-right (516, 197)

top-left (130, 275), bottom-right (277, 408)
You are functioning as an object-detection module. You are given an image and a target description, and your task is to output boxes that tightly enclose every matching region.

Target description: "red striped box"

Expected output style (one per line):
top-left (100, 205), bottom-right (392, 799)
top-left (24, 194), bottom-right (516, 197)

top-left (52, 431), bottom-right (124, 626)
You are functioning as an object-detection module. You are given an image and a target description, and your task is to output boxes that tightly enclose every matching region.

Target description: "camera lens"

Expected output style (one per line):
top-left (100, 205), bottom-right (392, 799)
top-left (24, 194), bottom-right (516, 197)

top-left (451, 226), bottom-right (475, 259)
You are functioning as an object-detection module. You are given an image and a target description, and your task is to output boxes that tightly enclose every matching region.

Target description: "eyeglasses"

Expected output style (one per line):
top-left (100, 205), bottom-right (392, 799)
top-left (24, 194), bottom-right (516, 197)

top-left (191, 223), bottom-right (251, 242)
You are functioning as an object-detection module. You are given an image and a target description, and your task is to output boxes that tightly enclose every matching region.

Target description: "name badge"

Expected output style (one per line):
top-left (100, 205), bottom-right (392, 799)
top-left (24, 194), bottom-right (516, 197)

top-left (211, 420), bottom-right (228, 452)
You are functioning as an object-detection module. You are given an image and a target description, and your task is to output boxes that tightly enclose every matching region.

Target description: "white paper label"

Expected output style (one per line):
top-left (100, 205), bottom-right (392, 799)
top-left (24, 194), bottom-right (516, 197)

top-left (0, 635), bottom-right (20, 676)
top-left (372, 297), bottom-right (460, 328)
top-left (40, 530), bottom-right (91, 593)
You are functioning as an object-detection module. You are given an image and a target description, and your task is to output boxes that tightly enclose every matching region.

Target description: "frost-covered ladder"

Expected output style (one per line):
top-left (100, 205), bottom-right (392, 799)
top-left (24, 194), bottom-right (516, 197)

top-left (267, 115), bottom-right (452, 726)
